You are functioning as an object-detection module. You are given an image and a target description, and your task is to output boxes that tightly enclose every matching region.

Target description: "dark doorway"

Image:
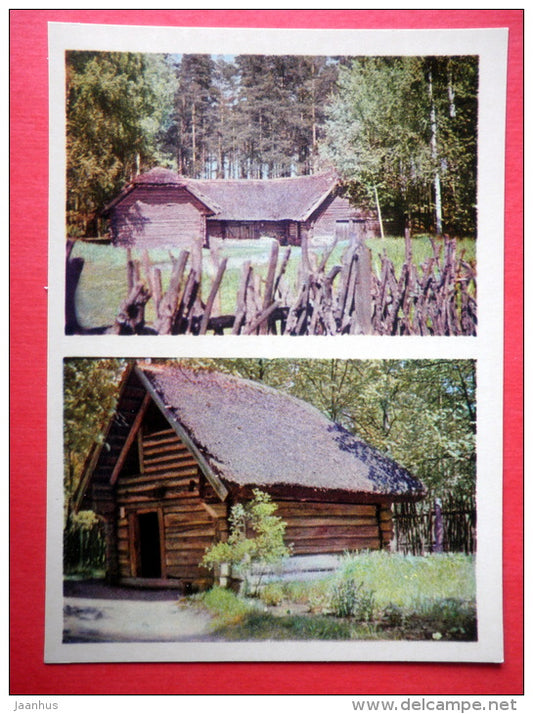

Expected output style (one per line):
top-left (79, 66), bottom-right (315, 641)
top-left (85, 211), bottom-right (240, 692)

top-left (137, 512), bottom-right (162, 578)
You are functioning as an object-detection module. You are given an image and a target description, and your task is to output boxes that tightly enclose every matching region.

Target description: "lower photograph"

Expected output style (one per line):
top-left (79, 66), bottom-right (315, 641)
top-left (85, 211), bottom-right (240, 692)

top-left (51, 356), bottom-right (483, 662)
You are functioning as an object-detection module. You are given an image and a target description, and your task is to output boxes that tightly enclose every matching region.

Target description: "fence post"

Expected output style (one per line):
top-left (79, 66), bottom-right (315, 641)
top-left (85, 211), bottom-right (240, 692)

top-left (433, 498), bottom-right (444, 553)
top-left (350, 239), bottom-right (373, 335)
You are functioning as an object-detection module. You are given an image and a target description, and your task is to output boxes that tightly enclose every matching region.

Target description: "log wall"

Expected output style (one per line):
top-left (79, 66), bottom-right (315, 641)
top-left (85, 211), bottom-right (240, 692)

top-left (310, 195), bottom-right (379, 240)
top-left (110, 186), bottom-right (208, 249)
top-left (276, 501), bottom-right (392, 555)
top-left (207, 220), bottom-right (291, 244)
top-left (115, 426), bottom-right (226, 587)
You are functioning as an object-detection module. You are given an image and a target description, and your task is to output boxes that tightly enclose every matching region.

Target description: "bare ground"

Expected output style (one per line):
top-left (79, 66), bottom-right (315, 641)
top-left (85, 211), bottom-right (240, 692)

top-left (63, 580), bottom-right (215, 643)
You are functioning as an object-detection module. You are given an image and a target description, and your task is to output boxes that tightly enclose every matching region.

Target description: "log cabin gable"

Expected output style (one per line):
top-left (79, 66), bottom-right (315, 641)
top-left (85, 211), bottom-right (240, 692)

top-left (117, 367), bottom-right (229, 503)
top-left (104, 182), bottom-right (216, 220)
top-left (110, 392), bottom-right (151, 486)
top-left (76, 367), bottom-right (230, 518)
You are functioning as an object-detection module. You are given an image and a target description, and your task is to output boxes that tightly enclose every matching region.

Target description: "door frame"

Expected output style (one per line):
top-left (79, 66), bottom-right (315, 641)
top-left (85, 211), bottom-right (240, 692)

top-left (128, 508), bottom-right (166, 579)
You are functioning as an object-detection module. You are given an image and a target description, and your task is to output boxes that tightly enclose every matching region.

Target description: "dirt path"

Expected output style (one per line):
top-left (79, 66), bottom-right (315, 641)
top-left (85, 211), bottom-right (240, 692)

top-left (63, 580), bottom-right (215, 643)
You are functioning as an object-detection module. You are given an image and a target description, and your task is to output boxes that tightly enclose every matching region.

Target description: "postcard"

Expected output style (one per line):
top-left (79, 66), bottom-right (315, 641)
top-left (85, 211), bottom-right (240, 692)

top-left (44, 21), bottom-right (507, 664)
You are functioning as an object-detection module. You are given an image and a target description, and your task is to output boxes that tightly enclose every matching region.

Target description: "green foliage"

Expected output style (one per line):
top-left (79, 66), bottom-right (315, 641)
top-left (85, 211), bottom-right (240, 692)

top-left (66, 51), bottom-right (175, 234)
top-left (233, 356), bottom-right (475, 503)
top-left (66, 51), bottom-right (477, 237)
top-left (379, 597), bottom-right (477, 641)
top-left (259, 582), bottom-right (286, 607)
top-left (322, 56), bottom-right (478, 236)
top-left (66, 52), bottom-right (340, 232)
top-left (202, 490), bottom-right (291, 593)
top-left (329, 576), bottom-right (376, 621)
top-left (70, 510), bottom-right (101, 531)
top-left (64, 352), bottom-right (476, 509)
top-left (196, 586), bottom-right (257, 626)
top-left (255, 552), bottom-right (475, 614)
top-left (66, 350), bottom-right (475, 507)
top-left (63, 358), bottom-right (126, 521)
top-left (214, 611), bottom-right (355, 641)
top-left (194, 552), bottom-right (476, 641)
top-left (63, 511), bottom-right (106, 576)
top-left (335, 551), bottom-right (476, 608)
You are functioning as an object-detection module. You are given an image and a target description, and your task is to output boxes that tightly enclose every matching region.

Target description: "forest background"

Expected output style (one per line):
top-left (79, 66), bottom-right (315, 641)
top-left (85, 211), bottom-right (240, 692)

top-left (66, 52), bottom-right (478, 239)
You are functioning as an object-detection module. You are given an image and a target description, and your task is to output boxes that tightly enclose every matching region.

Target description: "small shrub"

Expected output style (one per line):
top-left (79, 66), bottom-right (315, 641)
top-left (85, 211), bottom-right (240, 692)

top-left (329, 576), bottom-right (376, 621)
top-left (198, 586), bottom-right (256, 625)
top-left (308, 590), bottom-right (331, 615)
top-left (283, 579), bottom-right (330, 605)
top-left (260, 582), bottom-right (285, 607)
top-left (380, 603), bottom-right (405, 628)
top-left (202, 490), bottom-right (291, 595)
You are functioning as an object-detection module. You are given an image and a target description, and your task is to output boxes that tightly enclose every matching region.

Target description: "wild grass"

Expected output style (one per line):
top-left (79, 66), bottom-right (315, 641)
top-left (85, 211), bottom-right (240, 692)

top-left (195, 586), bottom-right (258, 626)
top-left (192, 552), bottom-right (477, 641)
top-left (71, 235), bottom-right (476, 330)
top-left (213, 611), bottom-right (360, 641)
top-left (334, 550), bottom-right (476, 609)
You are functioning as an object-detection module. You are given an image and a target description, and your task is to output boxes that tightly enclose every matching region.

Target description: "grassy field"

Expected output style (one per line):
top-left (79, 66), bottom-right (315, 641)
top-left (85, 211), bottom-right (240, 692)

top-left (192, 551), bottom-right (476, 641)
top-left (71, 235), bottom-right (476, 330)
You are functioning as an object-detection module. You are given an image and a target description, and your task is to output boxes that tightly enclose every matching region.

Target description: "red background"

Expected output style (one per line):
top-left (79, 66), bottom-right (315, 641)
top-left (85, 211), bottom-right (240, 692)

top-left (9, 9), bottom-right (523, 696)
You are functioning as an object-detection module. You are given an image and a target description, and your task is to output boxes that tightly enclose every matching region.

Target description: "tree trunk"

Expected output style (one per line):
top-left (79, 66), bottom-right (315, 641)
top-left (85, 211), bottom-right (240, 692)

top-left (428, 66), bottom-right (443, 235)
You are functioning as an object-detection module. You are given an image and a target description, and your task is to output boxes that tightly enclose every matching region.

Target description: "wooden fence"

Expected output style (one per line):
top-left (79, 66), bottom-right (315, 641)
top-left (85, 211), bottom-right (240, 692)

top-left (392, 495), bottom-right (476, 555)
top-left (66, 230), bottom-right (477, 336)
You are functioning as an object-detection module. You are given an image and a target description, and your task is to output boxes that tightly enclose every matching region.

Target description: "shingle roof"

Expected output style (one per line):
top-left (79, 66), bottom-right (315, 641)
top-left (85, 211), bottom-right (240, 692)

top-left (135, 364), bottom-right (426, 500)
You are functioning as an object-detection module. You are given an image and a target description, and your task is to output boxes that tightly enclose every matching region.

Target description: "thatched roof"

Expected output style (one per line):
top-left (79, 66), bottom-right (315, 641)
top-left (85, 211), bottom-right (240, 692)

top-left (135, 364), bottom-right (425, 500)
top-left (101, 167), bottom-right (222, 217)
top-left (102, 168), bottom-right (357, 223)
top-left (188, 172), bottom-right (339, 222)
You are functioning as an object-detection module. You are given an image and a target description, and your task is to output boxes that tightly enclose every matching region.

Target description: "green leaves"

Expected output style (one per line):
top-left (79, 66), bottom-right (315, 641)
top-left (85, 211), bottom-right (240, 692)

top-left (204, 358), bottom-right (476, 501)
top-left (66, 52), bottom-right (175, 233)
top-left (63, 358), bottom-right (126, 506)
top-left (321, 56), bottom-right (478, 236)
top-left (202, 490), bottom-right (291, 589)
top-left (64, 358), bottom-right (476, 526)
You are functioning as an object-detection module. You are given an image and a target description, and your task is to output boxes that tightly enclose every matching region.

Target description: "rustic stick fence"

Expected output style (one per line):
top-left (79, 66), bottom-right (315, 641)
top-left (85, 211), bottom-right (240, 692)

top-left (66, 229), bottom-right (477, 336)
top-left (392, 495), bottom-right (476, 555)
top-left (372, 232), bottom-right (477, 336)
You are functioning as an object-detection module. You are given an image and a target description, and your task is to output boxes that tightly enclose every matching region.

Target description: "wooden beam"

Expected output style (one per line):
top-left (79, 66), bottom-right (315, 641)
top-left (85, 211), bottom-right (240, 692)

top-left (110, 392), bottom-right (151, 486)
top-left (201, 502), bottom-right (221, 521)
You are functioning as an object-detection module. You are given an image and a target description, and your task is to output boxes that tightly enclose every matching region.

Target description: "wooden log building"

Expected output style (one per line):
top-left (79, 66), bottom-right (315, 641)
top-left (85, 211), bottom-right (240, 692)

top-left (101, 168), bottom-right (378, 249)
top-left (74, 363), bottom-right (426, 589)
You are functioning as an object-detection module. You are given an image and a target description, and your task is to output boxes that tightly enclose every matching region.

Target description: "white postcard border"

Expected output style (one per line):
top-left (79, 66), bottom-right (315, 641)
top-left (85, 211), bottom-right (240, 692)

top-left (45, 22), bottom-right (507, 664)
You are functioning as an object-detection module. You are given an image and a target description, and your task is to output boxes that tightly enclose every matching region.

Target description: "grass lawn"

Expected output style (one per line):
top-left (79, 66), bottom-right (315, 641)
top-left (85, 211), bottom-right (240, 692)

top-left (191, 551), bottom-right (477, 641)
top-left (70, 235), bottom-right (476, 330)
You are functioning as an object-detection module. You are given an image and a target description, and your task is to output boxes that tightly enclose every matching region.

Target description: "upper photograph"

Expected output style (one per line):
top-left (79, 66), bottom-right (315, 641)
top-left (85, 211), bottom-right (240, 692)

top-left (64, 52), bottom-right (478, 336)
